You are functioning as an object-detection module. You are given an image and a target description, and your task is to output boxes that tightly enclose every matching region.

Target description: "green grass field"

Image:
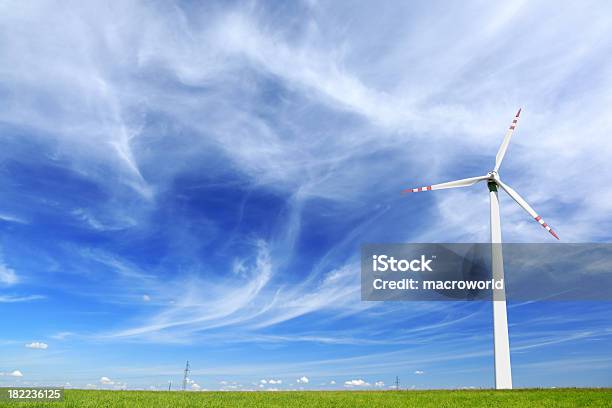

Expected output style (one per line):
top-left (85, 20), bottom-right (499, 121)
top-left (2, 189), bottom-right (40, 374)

top-left (1, 389), bottom-right (610, 407)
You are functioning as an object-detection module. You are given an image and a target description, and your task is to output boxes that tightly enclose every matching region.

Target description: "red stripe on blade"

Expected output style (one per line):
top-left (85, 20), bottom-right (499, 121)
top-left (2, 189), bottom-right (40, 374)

top-left (516, 108), bottom-right (522, 117)
top-left (401, 186), bottom-right (432, 194)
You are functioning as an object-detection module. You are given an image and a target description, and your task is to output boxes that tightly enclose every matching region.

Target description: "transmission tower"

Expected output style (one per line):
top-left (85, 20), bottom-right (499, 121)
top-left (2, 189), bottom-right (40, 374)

top-left (395, 376), bottom-right (400, 390)
top-left (182, 361), bottom-right (190, 391)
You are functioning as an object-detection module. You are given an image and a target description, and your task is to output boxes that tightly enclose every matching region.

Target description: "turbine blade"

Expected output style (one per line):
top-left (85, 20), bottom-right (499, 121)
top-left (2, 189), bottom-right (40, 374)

top-left (494, 108), bottom-right (522, 172)
top-left (401, 175), bottom-right (487, 194)
top-left (496, 180), bottom-right (559, 240)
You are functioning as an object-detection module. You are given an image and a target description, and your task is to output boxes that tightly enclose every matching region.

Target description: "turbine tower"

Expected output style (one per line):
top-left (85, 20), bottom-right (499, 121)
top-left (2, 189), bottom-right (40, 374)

top-left (401, 109), bottom-right (559, 389)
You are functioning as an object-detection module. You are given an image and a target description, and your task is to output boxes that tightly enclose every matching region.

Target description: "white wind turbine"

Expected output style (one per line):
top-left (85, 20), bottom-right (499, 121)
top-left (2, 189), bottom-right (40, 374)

top-left (401, 109), bottom-right (559, 389)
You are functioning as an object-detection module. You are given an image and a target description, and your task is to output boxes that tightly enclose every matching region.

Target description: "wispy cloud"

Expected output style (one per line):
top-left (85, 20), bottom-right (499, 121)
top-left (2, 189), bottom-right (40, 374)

top-left (0, 214), bottom-right (28, 224)
top-left (0, 260), bottom-right (17, 286)
top-left (0, 295), bottom-right (44, 303)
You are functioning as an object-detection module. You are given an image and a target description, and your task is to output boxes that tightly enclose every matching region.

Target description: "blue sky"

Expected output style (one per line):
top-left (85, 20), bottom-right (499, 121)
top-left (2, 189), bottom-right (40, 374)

top-left (1, 0), bottom-right (611, 390)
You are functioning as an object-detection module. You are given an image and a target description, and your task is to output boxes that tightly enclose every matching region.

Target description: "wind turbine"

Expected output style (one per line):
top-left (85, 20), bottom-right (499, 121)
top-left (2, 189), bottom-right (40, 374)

top-left (401, 109), bottom-right (559, 389)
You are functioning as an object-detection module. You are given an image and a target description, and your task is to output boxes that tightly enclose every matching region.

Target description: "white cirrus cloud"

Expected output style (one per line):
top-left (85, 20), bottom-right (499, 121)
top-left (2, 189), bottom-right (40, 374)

top-left (414, 370), bottom-right (425, 375)
top-left (100, 376), bottom-right (114, 385)
top-left (0, 295), bottom-right (44, 303)
top-left (9, 370), bottom-right (23, 377)
top-left (25, 342), bottom-right (48, 350)
top-left (0, 213), bottom-right (27, 224)
top-left (50, 332), bottom-right (73, 340)
top-left (296, 376), bottom-right (309, 384)
top-left (374, 381), bottom-right (385, 387)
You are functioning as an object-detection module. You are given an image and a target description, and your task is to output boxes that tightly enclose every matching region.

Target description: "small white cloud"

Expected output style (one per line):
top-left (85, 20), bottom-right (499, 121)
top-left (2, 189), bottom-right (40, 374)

top-left (344, 379), bottom-right (369, 387)
top-left (414, 370), bottom-right (424, 375)
top-left (191, 383), bottom-right (201, 390)
top-left (0, 263), bottom-right (18, 286)
top-left (25, 342), bottom-right (48, 350)
top-left (142, 294), bottom-right (151, 302)
top-left (297, 376), bottom-right (309, 384)
top-left (260, 379), bottom-right (267, 384)
top-left (268, 379), bottom-right (282, 385)
top-left (330, 380), bottom-right (336, 385)
top-left (374, 381), bottom-right (385, 387)
top-left (219, 380), bottom-right (228, 385)
top-left (10, 370), bottom-right (23, 377)
top-left (100, 376), bottom-right (114, 385)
